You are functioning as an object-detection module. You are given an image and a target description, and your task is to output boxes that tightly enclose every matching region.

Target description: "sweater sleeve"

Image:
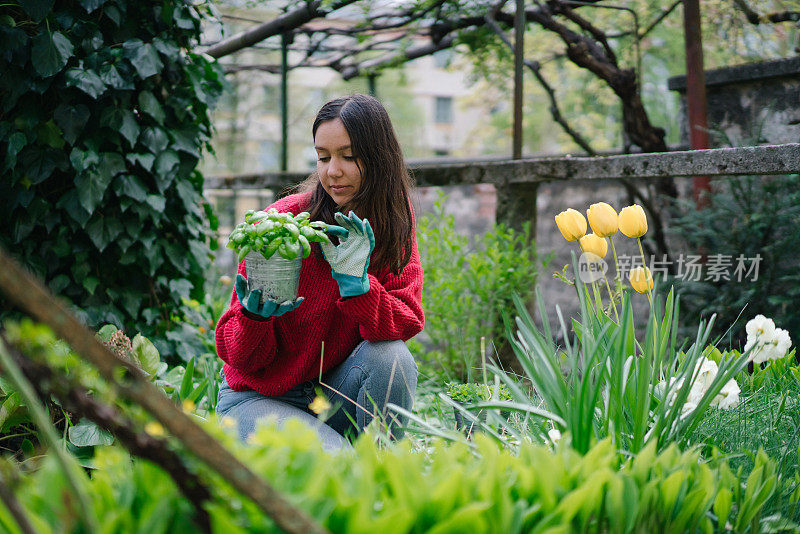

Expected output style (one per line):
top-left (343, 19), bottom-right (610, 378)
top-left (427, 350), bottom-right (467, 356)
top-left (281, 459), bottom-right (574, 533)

top-left (214, 260), bottom-right (279, 374)
top-left (336, 231), bottom-right (425, 341)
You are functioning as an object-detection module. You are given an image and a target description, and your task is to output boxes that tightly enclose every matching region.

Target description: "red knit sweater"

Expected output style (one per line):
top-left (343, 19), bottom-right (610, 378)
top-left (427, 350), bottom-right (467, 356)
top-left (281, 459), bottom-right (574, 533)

top-left (215, 193), bottom-right (425, 396)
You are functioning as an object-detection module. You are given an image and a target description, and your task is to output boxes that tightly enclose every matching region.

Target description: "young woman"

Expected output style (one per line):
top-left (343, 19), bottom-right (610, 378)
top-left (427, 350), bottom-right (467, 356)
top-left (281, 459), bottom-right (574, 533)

top-left (215, 94), bottom-right (424, 451)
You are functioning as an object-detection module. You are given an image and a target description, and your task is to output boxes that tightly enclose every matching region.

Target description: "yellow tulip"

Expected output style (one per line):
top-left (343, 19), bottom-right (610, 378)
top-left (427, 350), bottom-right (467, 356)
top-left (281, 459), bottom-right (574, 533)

top-left (618, 205), bottom-right (648, 238)
top-left (579, 233), bottom-right (608, 259)
top-left (628, 266), bottom-right (653, 293)
top-left (555, 208), bottom-right (587, 241)
top-left (586, 202), bottom-right (618, 237)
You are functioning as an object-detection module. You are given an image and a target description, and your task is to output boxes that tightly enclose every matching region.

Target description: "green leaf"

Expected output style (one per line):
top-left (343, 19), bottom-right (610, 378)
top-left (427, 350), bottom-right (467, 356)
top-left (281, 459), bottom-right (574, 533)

top-left (115, 174), bottom-right (148, 201)
top-left (153, 150), bottom-right (179, 191)
top-left (68, 418), bottom-right (114, 447)
top-left (139, 127), bottom-right (169, 153)
top-left (69, 146), bottom-right (100, 173)
top-left (54, 104), bottom-right (90, 144)
top-left (83, 275), bottom-right (99, 294)
top-left (126, 153), bottom-right (155, 171)
top-left (145, 194), bottom-right (165, 211)
top-left (98, 63), bottom-right (129, 90)
top-left (85, 216), bottom-right (122, 252)
top-left (75, 170), bottom-right (111, 213)
top-left (96, 324), bottom-right (118, 342)
top-left (123, 40), bottom-right (163, 79)
top-left (0, 393), bottom-right (23, 433)
top-left (78, 0), bottom-right (108, 14)
top-left (20, 0), bottom-right (55, 22)
top-left (65, 68), bottom-right (106, 98)
top-left (180, 357), bottom-right (195, 399)
top-left (4, 132), bottom-right (26, 172)
top-left (21, 147), bottom-right (59, 184)
top-left (100, 107), bottom-right (139, 146)
top-left (37, 119), bottom-right (63, 149)
top-left (31, 30), bottom-right (73, 77)
top-left (131, 334), bottom-right (160, 377)
top-left (138, 91), bottom-right (165, 123)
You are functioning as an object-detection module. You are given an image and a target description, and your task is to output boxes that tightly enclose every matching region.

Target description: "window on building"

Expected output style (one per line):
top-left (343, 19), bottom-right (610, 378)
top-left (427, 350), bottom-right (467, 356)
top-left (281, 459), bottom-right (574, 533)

top-left (434, 96), bottom-right (453, 124)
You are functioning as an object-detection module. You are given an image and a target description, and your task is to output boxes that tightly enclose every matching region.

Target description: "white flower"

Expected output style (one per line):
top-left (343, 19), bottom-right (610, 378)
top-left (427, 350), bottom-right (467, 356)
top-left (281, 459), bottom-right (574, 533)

top-left (711, 379), bottom-right (741, 410)
top-left (746, 314), bottom-right (776, 339)
top-left (688, 358), bottom-right (718, 404)
top-left (745, 315), bottom-right (780, 364)
top-left (744, 315), bottom-right (793, 364)
top-left (547, 428), bottom-right (562, 444)
top-left (774, 328), bottom-right (792, 359)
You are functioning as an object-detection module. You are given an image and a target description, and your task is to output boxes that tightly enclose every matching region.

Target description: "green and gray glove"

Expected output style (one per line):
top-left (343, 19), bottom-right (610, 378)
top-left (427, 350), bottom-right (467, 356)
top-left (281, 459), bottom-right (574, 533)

top-left (321, 211), bottom-right (375, 298)
top-left (235, 273), bottom-right (303, 318)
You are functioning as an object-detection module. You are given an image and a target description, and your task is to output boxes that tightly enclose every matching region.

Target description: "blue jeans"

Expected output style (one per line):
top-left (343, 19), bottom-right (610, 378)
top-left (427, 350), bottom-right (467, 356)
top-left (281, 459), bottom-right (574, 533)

top-left (216, 340), bottom-right (418, 451)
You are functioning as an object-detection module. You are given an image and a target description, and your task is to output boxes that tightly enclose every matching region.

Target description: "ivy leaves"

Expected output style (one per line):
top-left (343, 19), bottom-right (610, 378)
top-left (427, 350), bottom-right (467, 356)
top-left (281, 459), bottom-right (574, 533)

top-left (31, 31), bottom-right (73, 77)
top-left (1, 0), bottom-right (225, 360)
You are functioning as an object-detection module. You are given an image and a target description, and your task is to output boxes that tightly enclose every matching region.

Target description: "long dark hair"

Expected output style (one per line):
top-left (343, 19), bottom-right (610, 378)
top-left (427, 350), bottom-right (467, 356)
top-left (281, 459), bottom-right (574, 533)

top-left (301, 94), bottom-right (414, 275)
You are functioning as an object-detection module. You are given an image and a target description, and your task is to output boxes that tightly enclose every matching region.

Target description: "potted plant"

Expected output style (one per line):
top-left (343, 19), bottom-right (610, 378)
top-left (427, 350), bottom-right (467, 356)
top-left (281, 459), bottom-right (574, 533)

top-left (226, 209), bottom-right (330, 304)
top-left (447, 382), bottom-right (512, 433)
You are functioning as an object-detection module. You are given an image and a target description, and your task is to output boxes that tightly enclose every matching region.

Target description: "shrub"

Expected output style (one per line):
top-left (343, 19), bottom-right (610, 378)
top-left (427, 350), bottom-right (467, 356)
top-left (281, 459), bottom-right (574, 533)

top-left (0, 421), bottom-right (781, 533)
top-left (412, 197), bottom-right (545, 381)
top-left (668, 174), bottom-right (800, 348)
top-left (0, 0), bottom-right (224, 359)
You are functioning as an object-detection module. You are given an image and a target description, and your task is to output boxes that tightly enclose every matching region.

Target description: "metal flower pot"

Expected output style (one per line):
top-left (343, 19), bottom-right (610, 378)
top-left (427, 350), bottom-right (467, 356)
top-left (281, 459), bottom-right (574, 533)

top-left (244, 251), bottom-right (301, 305)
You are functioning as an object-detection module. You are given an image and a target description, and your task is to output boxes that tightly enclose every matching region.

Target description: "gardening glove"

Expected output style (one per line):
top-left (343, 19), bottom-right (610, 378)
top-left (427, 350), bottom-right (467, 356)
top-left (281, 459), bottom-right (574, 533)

top-left (320, 211), bottom-right (375, 298)
top-left (235, 274), bottom-right (303, 319)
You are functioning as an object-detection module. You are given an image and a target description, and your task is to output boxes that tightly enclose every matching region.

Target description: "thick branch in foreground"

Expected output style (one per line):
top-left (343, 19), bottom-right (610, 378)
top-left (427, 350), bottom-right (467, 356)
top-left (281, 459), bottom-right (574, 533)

top-left (205, 0), bottom-right (358, 59)
top-left (0, 246), bottom-right (329, 534)
top-left (0, 337), bottom-right (213, 533)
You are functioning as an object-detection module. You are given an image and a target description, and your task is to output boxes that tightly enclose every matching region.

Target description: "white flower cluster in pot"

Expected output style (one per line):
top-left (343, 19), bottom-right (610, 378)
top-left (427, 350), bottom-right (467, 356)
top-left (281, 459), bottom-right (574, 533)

top-left (657, 357), bottom-right (741, 417)
top-left (744, 315), bottom-right (793, 364)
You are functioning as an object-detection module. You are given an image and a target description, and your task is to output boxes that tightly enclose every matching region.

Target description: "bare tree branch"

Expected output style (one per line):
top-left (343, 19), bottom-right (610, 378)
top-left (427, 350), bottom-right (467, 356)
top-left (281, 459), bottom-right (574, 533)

top-left (338, 34), bottom-right (457, 79)
top-left (205, 0), bottom-right (359, 59)
top-left (551, 2), bottom-right (618, 66)
top-left (607, 0), bottom-right (681, 39)
top-left (732, 0), bottom-right (800, 24)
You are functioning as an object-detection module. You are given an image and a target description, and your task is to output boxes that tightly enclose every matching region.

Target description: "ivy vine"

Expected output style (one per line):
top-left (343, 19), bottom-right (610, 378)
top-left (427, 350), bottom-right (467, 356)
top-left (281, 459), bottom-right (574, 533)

top-left (0, 0), bottom-right (225, 360)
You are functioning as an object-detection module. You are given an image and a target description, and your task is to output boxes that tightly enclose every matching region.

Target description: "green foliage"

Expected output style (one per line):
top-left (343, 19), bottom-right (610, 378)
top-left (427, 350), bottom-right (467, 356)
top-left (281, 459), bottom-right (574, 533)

top-left (226, 209), bottom-right (329, 262)
top-left (446, 382), bottom-right (511, 404)
top-left (668, 174), bottom-right (800, 348)
top-left (412, 197), bottom-right (545, 382)
top-left (501, 269), bottom-right (749, 455)
top-left (0, 421), bottom-right (780, 533)
top-left (689, 346), bottom-right (800, 529)
top-left (0, 319), bottom-right (220, 453)
top-left (0, 0), bottom-right (224, 359)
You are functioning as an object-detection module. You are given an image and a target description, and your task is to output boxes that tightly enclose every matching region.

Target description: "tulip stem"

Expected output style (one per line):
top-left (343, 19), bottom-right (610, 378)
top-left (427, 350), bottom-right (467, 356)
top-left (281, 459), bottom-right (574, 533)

top-left (636, 238), bottom-right (652, 306)
top-left (603, 275), bottom-right (619, 322)
top-left (609, 236), bottom-right (623, 293)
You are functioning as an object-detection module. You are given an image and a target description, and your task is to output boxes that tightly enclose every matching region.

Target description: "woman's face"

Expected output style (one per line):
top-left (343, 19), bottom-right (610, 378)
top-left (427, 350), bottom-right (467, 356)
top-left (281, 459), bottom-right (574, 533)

top-left (314, 118), bottom-right (363, 206)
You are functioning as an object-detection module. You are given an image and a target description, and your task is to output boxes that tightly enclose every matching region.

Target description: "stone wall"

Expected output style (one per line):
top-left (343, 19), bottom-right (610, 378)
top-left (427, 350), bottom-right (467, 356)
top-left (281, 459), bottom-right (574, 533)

top-left (668, 56), bottom-right (800, 146)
